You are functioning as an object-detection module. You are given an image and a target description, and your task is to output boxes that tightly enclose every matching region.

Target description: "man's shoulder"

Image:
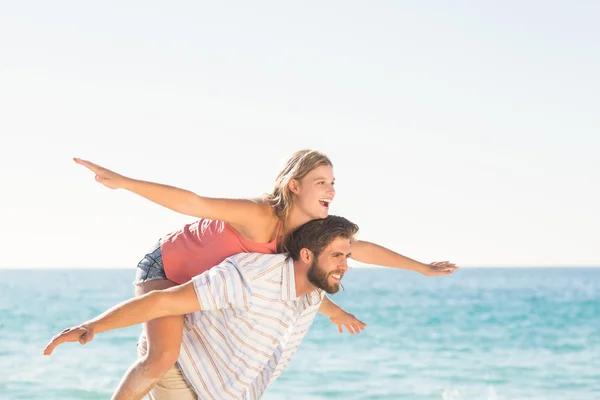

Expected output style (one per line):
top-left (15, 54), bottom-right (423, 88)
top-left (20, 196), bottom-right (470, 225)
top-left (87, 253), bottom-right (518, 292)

top-left (228, 253), bottom-right (289, 277)
top-left (229, 252), bottom-right (287, 265)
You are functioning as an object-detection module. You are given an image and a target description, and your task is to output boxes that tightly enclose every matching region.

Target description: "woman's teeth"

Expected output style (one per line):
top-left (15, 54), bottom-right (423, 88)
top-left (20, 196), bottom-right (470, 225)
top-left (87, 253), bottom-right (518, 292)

top-left (319, 199), bottom-right (331, 208)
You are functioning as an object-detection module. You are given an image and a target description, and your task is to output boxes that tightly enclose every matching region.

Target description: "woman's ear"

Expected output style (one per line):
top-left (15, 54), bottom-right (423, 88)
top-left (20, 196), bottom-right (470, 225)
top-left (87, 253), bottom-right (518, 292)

top-left (288, 178), bottom-right (300, 195)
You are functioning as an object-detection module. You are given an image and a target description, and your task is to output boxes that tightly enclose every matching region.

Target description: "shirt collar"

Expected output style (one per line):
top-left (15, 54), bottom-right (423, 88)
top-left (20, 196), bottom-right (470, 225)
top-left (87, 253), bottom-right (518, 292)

top-left (280, 256), bottom-right (297, 301)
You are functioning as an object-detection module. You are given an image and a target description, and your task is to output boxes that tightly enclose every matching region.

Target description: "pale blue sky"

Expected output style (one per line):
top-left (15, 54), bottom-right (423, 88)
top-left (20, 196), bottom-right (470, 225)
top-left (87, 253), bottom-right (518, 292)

top-left (1, 1), bottom-right (598, 268)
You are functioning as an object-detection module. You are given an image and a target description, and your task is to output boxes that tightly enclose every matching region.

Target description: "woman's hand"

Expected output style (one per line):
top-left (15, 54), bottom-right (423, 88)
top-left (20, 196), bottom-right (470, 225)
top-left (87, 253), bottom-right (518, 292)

top-left (74, 158), bottom-right (129, 190)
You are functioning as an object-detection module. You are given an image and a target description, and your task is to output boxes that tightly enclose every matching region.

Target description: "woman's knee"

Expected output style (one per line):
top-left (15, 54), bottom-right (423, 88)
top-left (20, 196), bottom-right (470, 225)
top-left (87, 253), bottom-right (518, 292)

top-left (139, 346), bottom-right (180, 377)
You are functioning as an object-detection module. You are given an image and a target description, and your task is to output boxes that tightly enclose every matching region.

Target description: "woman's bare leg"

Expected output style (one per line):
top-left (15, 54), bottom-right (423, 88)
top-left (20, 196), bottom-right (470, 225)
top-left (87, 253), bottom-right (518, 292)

top-left (111, 279), bottom-right (184, 400)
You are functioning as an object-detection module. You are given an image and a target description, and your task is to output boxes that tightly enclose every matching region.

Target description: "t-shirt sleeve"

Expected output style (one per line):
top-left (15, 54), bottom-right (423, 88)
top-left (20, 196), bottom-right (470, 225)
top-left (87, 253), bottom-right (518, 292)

top-left (191, 258), bottom-right (251, 311)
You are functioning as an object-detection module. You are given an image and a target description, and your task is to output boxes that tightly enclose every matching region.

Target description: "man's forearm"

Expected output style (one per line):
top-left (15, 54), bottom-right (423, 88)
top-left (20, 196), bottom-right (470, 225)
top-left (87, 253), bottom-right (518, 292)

top-left (85, 291), bottom-right (171, 334)
top-left (351, 240), bottom-right (427, 273)
top-left (87, 282), bottom-right (199, 334)
top-left (318, 295), bottom-right (345, 317)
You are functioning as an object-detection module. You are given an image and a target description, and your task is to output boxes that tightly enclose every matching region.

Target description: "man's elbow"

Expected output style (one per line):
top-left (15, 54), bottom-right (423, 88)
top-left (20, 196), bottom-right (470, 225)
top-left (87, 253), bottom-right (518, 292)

top-left (151, 286), bottom-right (199, 317)
top-left (144, 291), bottom-right (178, 318)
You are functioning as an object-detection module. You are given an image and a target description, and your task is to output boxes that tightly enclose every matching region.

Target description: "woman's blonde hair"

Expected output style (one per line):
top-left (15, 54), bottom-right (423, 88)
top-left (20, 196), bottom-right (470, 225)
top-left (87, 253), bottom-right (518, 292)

top-left (266, 149), bottom-right (333, 223)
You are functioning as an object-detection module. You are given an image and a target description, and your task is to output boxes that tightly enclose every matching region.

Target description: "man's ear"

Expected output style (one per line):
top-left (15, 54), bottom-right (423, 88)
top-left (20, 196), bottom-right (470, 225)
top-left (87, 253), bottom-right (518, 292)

top-left (300, 248), bottom-right (313, 264)
top-left (288, 178), bottom-right (300, 195)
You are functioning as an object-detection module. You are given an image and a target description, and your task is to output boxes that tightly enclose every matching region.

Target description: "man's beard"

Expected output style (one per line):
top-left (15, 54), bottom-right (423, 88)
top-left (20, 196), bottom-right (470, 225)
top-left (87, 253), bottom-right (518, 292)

top-left (307, 259), bottom-right (342, 294)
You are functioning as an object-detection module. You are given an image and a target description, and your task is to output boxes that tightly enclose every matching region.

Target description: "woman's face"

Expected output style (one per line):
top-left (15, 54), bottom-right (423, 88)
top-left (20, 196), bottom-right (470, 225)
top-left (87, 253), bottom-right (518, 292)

top-left (291, 164), bottom-right (336, 220)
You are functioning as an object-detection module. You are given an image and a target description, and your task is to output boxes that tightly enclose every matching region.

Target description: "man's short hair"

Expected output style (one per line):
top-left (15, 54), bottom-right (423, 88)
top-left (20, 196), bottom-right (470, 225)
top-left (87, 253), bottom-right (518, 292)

top-left (283, 215), bottom-right (359, 260)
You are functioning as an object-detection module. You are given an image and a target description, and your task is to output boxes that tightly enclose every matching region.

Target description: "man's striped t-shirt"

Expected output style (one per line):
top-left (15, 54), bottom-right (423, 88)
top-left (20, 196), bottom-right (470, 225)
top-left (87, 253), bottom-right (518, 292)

top-left (177, 252), bottom-right (324, 400)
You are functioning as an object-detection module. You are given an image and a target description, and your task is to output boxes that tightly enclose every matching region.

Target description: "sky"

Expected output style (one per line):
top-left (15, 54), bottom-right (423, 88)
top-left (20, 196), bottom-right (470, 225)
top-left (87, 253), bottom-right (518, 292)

top-left (1, 1), bottom-right (598, 268)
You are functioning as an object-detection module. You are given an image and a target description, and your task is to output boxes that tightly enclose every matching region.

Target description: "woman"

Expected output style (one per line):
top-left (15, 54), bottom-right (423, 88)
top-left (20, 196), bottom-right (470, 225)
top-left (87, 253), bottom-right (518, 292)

top-left (74, 149), bottom-right (457, 400)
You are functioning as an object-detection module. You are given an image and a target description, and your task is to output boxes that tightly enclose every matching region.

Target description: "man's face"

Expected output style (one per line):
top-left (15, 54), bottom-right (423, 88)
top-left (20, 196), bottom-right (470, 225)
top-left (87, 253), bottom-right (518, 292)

top-left (307, 237), bottom-right (351, 294)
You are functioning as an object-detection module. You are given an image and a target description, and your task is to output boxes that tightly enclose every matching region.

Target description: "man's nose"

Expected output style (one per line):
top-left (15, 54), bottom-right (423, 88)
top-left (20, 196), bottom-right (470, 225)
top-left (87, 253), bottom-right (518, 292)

top-left (339, 259), bottom-right (349, 272)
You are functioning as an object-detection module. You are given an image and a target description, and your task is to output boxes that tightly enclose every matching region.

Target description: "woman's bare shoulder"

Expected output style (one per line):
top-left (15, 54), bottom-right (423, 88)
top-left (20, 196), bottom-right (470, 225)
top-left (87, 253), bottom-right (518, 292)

top-left (248, 196), bottom-right (277, 220)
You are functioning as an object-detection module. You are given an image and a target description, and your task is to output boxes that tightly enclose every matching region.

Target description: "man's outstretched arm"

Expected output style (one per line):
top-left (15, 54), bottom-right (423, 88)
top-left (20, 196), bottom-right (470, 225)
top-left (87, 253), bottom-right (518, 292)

top-left (318, 296), bottom-right (366, 334)
top-left (43, 281), bottom-right (199, 355)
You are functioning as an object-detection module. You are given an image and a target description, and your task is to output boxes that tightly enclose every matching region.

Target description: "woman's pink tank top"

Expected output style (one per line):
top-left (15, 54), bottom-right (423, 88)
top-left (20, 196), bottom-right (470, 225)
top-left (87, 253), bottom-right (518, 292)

top-left (160, 218), bottom-right (280, 284)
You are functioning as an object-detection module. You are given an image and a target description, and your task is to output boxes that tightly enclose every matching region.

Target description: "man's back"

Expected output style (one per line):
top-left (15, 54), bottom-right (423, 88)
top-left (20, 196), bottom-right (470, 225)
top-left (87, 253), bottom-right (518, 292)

top-left (178, 252), bottom-right (324, 400)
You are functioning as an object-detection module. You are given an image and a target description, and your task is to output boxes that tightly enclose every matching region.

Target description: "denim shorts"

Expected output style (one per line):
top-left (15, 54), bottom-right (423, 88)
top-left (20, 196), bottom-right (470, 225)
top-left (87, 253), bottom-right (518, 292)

top-left (134, 239), bottom-right (168, 285)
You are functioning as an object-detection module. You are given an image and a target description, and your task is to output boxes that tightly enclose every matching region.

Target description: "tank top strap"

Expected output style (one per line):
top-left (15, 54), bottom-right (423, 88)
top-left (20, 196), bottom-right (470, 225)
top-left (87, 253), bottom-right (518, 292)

top-left (274, 219), bottom-right (282, 241)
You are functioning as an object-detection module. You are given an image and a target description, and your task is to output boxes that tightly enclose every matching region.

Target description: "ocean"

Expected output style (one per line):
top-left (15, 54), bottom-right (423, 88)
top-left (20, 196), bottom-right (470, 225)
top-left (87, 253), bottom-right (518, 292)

top-left (1, 267), bottom-right (599, 399)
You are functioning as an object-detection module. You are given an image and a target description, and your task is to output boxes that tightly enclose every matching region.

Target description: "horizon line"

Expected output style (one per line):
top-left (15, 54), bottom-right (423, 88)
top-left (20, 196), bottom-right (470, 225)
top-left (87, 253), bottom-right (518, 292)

top-left (1, 265), bottom-right (599, 270)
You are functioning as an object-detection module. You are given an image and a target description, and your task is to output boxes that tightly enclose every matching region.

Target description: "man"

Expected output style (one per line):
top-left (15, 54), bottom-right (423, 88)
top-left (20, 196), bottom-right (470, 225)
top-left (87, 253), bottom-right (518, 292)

top-left (44, 215), bottom-right (363, 399)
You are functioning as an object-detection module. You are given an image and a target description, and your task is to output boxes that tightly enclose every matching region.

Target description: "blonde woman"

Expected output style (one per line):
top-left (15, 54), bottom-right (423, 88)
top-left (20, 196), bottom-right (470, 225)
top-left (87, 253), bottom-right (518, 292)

top-left (73, 150), bottom-right (457, 400)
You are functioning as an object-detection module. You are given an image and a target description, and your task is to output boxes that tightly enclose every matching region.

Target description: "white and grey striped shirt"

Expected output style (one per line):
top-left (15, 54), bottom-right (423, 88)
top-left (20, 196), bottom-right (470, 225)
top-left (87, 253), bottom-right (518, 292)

top-left (178, 252), bottom-right (324, 399)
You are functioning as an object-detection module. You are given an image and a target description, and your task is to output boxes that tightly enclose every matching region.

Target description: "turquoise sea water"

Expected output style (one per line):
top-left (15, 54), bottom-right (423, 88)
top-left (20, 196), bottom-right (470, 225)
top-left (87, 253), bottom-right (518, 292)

top-left (1, 267), bottom-right (599, 399)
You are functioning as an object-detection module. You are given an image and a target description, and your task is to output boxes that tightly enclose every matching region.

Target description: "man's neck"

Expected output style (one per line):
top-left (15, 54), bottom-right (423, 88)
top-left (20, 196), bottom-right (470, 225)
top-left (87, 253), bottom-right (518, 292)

top-left (292, 261), bottom-right (316, 298)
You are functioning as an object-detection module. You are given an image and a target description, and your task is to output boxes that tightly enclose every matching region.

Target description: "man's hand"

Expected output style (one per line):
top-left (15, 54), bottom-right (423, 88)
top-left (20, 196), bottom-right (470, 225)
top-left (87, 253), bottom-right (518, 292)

top-left (73, 158), bottom-right (129, 190)
top-left (43, 324), bottom-right (95, 355)
top-left (329, 311), bottom-right (367, 334)
top-left (420, 261), bottom-right (458, 276)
